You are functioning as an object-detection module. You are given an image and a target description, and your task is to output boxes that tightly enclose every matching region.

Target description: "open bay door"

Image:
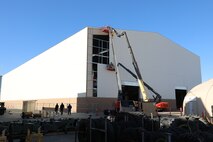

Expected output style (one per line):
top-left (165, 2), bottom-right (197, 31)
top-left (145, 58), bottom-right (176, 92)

top-left (23, 100), bottom-right (36, 113)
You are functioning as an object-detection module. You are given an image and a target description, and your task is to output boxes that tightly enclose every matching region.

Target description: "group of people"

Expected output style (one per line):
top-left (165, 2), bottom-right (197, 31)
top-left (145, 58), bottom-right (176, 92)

top-left (55, 103), bottom-right (72, 115)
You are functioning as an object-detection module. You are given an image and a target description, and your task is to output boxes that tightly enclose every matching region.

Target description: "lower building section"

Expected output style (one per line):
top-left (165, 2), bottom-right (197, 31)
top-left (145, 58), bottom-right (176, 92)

top-left (163, 99), bottom-right (177, 111)
top-left (3, 97), bottom-right (177, 113)
top-left (76, 97), bottom-right (116, 113)
top-left (4, 98), bottom-right (77, 113)
top-left (76, 98), bottom-right (177, 113)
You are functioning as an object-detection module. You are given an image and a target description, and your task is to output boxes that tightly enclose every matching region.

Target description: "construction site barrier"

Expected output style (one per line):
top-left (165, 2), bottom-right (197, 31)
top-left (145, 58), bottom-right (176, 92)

top-left (89, 116), bottom-right (107, 142)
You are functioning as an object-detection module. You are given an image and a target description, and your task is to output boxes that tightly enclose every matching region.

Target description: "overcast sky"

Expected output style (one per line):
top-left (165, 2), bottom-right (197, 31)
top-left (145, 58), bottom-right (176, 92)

top-left (0, 0), bottom-right (212, 82)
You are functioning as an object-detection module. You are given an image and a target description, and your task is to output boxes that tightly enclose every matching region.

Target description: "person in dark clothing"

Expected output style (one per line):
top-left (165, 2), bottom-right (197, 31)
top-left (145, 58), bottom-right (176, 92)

top-left (67, 104), bottom-right (72, 115)
top-left (60, 103), bottom-right (64, 115)
top-left (55, 103), bottom-right (59, 114)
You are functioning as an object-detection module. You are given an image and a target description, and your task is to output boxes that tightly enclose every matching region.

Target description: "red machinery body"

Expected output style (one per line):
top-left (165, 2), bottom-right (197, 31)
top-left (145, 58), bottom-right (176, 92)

top-left (155, 102), bottom-right (169, 110)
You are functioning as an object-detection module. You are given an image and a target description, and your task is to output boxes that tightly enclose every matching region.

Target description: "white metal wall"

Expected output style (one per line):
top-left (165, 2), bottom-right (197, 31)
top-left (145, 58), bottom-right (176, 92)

top-left (97, 64), bottom-right (118, 98)
top-left (0, 27), bottom-right (202, 102)
top-left (1, 28), bottom-right (88, 100)
top-left (98, 29), bottom-right (201, 99)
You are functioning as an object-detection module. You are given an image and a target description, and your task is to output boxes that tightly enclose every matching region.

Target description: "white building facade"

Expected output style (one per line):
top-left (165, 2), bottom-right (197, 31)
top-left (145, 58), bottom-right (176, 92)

top-left (0, 27), bottom-right (201, 112)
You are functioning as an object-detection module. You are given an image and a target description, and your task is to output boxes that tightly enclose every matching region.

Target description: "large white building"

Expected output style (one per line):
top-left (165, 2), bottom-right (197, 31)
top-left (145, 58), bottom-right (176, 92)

top-left (0, 27), bottom-right (201, 112)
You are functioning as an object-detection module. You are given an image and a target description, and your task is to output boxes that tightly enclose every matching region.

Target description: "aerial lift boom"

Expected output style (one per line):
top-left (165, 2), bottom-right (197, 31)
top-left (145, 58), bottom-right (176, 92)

top-left (117, 63), bottom-right (162, 103)
top-left (106, 26), bottom-right (149, 102)
top-left (103, 26), bottom-right (168, 113)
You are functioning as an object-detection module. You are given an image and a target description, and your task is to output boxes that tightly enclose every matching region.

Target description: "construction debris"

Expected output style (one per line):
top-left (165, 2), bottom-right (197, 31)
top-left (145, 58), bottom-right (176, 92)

top-left (78, 112), bottom-right (213, 142)
top-left (0, 111), bottom-right (212, 142)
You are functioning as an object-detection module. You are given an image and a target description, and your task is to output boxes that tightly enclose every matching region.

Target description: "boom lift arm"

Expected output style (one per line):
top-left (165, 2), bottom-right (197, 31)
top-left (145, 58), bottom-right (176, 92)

top-left (117, 63), bottom-right (162, 103)
top-left (103, 26), bottom-right (168, 112)
top-left (107, 27), bottom-right (149, 102)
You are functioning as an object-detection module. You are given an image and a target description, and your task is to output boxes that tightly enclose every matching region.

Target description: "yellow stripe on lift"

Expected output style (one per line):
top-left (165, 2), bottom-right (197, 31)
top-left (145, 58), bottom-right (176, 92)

top-left (138, 79), bottom-right (149, 102)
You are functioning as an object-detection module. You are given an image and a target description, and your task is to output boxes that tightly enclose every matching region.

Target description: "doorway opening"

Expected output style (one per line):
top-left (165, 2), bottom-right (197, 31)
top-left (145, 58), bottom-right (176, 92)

top-left (122, 85), bottom-right (139, 101)
top-left (175, 89), bottom-right (187, 109)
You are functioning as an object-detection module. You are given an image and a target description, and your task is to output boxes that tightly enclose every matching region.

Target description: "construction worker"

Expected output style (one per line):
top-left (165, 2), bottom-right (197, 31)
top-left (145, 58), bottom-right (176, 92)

top-left (55, 103), bottom-right (59, 114)
top-left (133, 101), bottom-right (139, 111)
top-left (60, 103), bottom-right (64, 115)
top-left (115, 101), bottom-right (120, 113)
top-left (67, 104), bottom-right (72, 115)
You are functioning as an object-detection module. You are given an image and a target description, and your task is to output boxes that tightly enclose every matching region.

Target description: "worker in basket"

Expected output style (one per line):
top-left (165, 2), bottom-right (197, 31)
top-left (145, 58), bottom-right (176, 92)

top-left (133, 101), bottom-right (139, 111)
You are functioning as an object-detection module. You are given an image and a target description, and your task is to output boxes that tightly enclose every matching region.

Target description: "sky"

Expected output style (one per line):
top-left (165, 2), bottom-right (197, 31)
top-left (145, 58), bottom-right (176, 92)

top-left (0, 0), bottom-right (212, 82)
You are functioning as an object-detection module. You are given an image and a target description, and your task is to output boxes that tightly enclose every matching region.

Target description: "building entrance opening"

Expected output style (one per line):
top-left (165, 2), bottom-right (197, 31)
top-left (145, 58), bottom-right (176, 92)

top-left (175, 89), bottom-right (187, 109)
top-left (122, 85), bottom-right (139, 101)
